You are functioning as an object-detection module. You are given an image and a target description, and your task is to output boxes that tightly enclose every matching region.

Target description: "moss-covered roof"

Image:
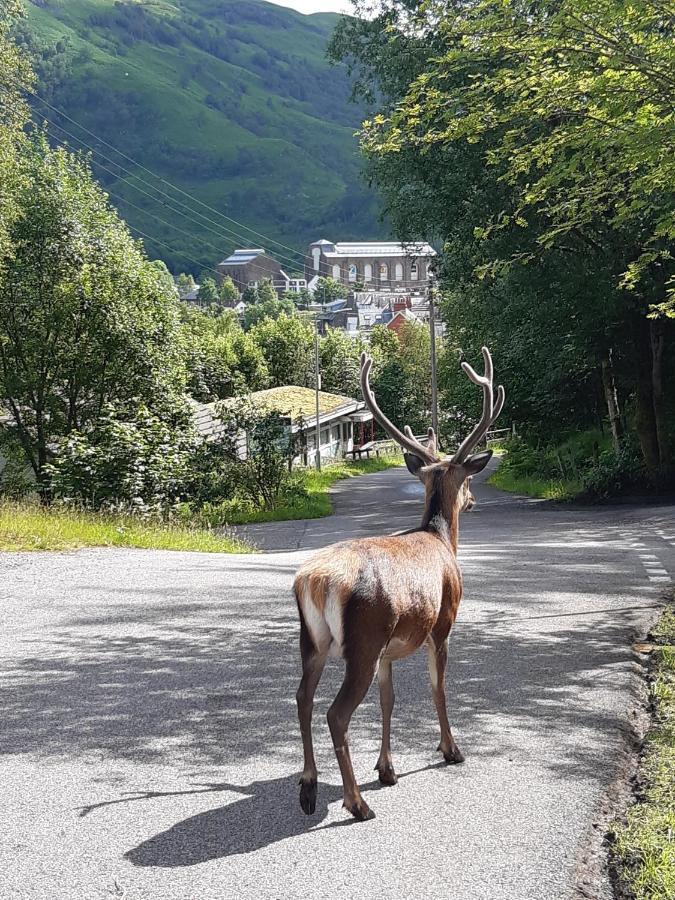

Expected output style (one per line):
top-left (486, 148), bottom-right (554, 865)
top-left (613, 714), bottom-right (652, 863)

top-left (249, 386), bottom-right (358, 419)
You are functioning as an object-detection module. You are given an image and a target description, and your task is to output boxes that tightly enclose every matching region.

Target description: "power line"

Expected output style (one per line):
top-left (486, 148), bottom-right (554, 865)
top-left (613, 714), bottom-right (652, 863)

top-left (34, 108), bottom-right (307, 275)
top-left (22, 82), bottom-right (310, 262)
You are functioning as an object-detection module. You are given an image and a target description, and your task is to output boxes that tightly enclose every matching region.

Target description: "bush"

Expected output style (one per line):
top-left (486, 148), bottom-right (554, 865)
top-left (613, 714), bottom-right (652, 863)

top-left (580, 440), bottom-right (648, 500)
top-left (47, 403), bottom-right (196, 513)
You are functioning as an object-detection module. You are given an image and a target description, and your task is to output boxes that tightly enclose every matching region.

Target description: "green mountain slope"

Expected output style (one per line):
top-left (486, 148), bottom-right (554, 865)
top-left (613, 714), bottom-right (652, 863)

top-left (18, 0), bottom-right (382, 273)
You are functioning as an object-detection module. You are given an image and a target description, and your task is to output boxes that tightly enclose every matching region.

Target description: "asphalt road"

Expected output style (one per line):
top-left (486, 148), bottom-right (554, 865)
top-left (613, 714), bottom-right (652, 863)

top-left (1, 463), bottom-right (673, 900)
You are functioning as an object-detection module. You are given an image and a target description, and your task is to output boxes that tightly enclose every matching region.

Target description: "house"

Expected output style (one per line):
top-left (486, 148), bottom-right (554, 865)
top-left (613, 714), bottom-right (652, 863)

top-left (305, 239), bottom-right (436, 293)
top-left (217, 248), bottom-right (288, 296)
top-left (387, 307), bottom-right (420, 336)
top-left (191, 386), bottom-right (374, 466)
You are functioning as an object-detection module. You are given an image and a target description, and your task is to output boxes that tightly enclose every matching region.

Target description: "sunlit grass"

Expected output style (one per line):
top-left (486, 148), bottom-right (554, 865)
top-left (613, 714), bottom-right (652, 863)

top-left (220, 454), bottom-right (404, 524)
top-left (611, 602), bottom-right (675, 899)
top-left (0, 501), bottom-right (250, 553)
top-left (488, 468), bottom-right (581, 501)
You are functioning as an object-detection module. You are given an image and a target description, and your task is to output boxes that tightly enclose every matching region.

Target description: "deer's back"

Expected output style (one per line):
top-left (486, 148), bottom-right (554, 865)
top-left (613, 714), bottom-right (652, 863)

top-left (294, 532), bottom-right (462, 659)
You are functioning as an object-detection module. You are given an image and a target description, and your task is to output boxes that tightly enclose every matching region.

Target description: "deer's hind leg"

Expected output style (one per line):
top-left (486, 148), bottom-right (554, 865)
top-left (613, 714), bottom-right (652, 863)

top-left (296, 603), bottom-right (328, 815)
top-left (327, 596), bottom-right (396, 821)
top-left (427, 637), bottom-right (464, 764)
top-left (375, 658), bottom-right (397, 785)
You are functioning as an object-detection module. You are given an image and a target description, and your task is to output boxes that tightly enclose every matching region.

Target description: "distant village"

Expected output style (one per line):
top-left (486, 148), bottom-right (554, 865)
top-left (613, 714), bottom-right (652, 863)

top-left (177, 238), bottom-right (443, 340)
top-left (179, 238), bottom-right (444, 466)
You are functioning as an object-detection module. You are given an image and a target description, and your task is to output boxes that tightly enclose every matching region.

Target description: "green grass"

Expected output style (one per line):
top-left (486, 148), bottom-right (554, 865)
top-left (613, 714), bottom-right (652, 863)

top-left (611, 601), bottom-right (675, 900)
top-left (488, 467), bottom-right (581, 501)
top-left (217, 455), bottom-right (404, 525)
top-left (0, 501), bottom-right (250, 553)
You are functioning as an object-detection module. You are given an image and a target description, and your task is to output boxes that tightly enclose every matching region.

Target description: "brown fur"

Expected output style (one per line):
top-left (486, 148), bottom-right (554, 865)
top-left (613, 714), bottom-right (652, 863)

top-left (295, 348), bottom-right (501, 821)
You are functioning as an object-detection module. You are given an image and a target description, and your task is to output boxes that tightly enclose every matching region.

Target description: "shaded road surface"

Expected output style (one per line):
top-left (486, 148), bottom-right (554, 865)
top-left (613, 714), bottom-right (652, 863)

top-left (1, 463), bottom-right (673, 899)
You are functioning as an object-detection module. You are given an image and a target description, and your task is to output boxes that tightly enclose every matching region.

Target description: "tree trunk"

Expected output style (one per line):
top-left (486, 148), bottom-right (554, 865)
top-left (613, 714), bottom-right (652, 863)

top-left (650, 317), bottom-right (671, 475)
top-left (600, 351), bottom-right (623, 453)
top-left (633, 317), bottom-right (660, 472)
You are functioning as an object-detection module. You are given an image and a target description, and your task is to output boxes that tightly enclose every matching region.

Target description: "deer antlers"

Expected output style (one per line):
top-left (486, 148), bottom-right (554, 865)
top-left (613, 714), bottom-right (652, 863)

top-left (359, 352), bottom-right (439, 465)
top-left (359, 346), bottom-right (504, 465)
top-left (451, 347), bottom-right (505, 463)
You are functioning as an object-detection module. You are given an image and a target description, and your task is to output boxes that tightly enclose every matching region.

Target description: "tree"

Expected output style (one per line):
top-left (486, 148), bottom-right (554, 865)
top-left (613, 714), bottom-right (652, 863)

top-left (320, 328), bottom-right (365, 397)
top-left (242, 296), bottom-right (296, 331)
top-left (219, 275), bottom-right (238, 302)
top-left (250, 314), bottom-right (314, 387)
top-left (197, 277), bottom-right (219, 304)
top-left (314, 276), bottom-right (347, 304)
top-left (177, 272), bottom-right (196, 295)
top-left (241, 284), bottom-right (259, 304)
top-left (0, 136), bottom-right (187, 493)
top-left (257, 277), bottom-right (277, 303)
top-left (0, 0), bottom-right (33, 266)
top-left (331, 0), bottom-right (674, 478)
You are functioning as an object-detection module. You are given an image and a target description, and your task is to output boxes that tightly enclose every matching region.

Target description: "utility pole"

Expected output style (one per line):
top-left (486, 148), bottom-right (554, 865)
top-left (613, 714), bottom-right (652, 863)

top-left (428, 277), bottom-right (439, 438)
top-left (314, 317), bottom-right (321, 471)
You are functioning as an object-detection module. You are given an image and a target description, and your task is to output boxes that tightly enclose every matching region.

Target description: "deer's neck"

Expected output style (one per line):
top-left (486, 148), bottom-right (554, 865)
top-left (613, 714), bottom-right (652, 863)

top-left (420, 475), bottom-right (461, 554)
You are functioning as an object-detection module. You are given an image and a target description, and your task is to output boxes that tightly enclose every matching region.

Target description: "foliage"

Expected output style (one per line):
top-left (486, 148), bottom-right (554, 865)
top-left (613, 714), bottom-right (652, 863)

top-left (249, 313), bottom-right (315, 388)
top-left (580, 441), bottom-right (649, 501)
top-left (314, 276), bottom-right (348, 304)
top-left (220, 275), bottom-right (238, 302)
top-left (242, 296), bottom-right (296, 330)
top-left (611, 602), bottom-right (675, 900)
top-left (189, 453), bottom-right (404, 526)
top-left (47, 403), bottom-right (196, 512)
top-left (0, 500), bottom-right (249, 553)
top-left (0, 0), bottom-right (33, 265)
top-left (22, 0), bottom-right (385, 272)
top-left (331, 0), bottom-right (674, 482)
top-left (320, 327), bottom-right (365, 397)
top-left (197, 277), bottom-right (219, 304)
top-left (0, 135), bottom-right (187, 493)
top-left (177, 272), bottom-right (196, 294)
top-left (211, 397), bottom-right (298, 510)
top-left (370, 320), bottom-right (432, 437)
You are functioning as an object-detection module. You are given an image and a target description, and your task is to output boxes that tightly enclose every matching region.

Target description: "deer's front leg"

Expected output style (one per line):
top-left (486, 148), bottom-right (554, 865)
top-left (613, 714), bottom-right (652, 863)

top-left (427, 638), bottom-right (464, 764)
top-left (375, 658), bottom-right (397, 785)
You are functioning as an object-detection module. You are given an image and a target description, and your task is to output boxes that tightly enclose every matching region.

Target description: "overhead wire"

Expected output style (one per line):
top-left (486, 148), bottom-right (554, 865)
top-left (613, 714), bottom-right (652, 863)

top-left (20, 79), bottom-right (433, 293)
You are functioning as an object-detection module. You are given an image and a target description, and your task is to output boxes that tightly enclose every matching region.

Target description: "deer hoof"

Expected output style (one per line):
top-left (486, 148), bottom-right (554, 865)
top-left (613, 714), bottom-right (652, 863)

top-left (377, 765), bottom-right (398, 786)
top-left (345, 798), bottom-right (375, 821)
top-left (441, 745), bottom-right (465, 765)
top-left (299, 778), bottom-right (317, 815)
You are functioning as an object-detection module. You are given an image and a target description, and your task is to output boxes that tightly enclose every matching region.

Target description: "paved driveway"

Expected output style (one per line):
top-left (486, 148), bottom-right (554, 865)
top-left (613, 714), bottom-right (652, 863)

top-left (1, 465), bottom-right (672, 899)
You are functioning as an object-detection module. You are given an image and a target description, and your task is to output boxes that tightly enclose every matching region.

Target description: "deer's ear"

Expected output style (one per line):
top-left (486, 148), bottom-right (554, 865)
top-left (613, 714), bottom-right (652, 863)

top-left (404, 452), bottom-right (426, 478)
top-left (463, 449), bottom-right (493, 475)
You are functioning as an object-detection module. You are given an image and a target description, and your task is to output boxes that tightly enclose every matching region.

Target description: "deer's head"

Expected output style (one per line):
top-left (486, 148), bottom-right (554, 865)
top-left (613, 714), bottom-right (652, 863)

top-left (359, 346), bottom-right (505, 516)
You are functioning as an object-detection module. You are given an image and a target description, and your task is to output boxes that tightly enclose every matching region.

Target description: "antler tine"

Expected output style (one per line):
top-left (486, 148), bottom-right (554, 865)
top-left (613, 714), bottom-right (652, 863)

top-left (452, 346), bottom-right (505, 464)
top-left (359, 353), bottom-right (438, 463)
top-left (404, 424), bottom-right (438, 457)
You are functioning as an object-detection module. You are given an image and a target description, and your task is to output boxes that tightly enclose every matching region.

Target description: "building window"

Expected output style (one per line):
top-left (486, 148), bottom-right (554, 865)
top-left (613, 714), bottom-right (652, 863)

top-left (348, 264), bottom-right (358, 282)
top-left (410, 262), bottom-right (418, 281)
top-left (395, 263), bottom-right (403, 281)
top-left (364, 263), bottom-right (372, 282)
top-left (379, 263), bottom-right (388, 280)
top-left (332, 264), bottom-right (341, 280)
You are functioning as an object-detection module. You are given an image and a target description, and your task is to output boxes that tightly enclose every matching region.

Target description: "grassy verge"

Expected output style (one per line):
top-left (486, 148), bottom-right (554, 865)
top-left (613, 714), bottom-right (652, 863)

top-left (611, 600), bottom-right (675, 899)
top-left (216, 454), bottom-right (404, 525)
top-left (0, 502), bottom-right (250, 553)
top-left (488, 466), bottom-right (581, 501)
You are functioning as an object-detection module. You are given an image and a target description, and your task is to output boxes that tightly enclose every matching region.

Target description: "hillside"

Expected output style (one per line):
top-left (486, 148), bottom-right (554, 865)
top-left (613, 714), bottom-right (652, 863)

top-left (17, 0), bottom-right (383, 274)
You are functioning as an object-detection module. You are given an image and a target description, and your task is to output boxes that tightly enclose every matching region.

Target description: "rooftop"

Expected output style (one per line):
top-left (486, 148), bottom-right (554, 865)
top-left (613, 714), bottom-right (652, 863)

top-left (219, 248), bottom-right (266, 266)
top-left (246, 385), bottom-right (359, 419)
top-left (320, 241), bottom-right (436, 259)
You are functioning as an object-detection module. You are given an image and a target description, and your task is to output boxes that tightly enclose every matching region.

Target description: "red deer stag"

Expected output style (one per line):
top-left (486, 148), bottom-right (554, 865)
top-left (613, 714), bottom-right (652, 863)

top-left (294, 347), bottom-right (504, 821)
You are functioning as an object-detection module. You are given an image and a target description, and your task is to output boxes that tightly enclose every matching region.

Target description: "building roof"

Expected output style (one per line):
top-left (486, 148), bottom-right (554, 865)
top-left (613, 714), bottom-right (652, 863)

top-left (191, 387), bottom-right (369, 441)
top-left (321, 241), bottom-right (436, 259)
top-left (246, 386), bottom-right (358, 420)
top-left (219, 248), bottom-right (266, 266)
